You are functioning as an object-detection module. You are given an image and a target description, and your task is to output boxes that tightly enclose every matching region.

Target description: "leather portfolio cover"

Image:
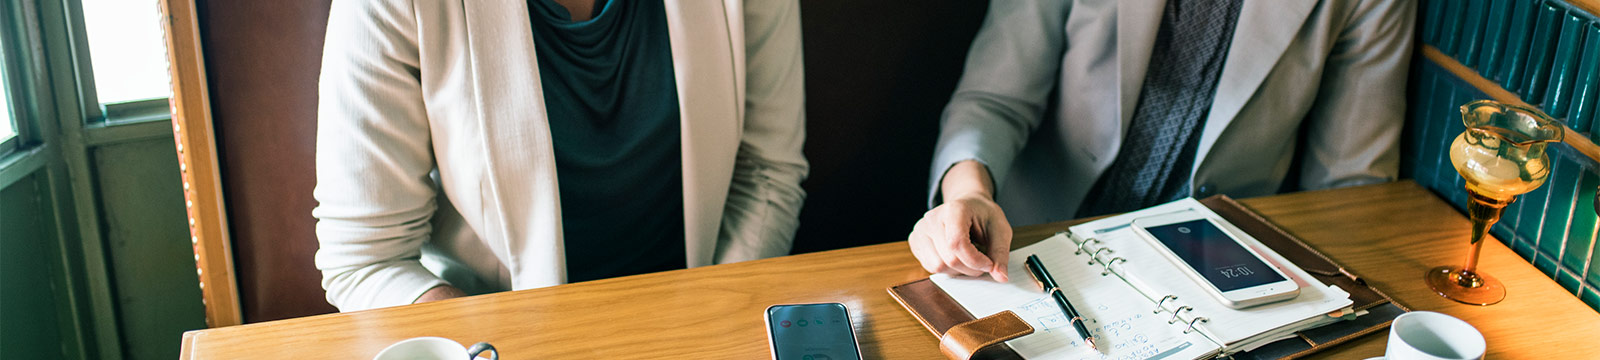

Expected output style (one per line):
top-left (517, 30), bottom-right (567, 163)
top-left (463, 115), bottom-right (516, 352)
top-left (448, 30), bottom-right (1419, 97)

top-left (887, 194), bottom-right (1407, 360)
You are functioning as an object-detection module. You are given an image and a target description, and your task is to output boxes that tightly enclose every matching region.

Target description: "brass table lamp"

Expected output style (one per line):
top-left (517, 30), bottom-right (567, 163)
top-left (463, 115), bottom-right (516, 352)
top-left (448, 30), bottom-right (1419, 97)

top-left (1427, 100), bottom-right (1564, 306)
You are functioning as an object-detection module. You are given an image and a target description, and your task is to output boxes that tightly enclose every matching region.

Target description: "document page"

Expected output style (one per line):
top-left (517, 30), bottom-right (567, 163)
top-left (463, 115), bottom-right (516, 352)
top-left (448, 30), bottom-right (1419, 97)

top-left (1067, 199), bottom-right (1353, 346)
top-left (931, 234), bottom-right (1218, 360)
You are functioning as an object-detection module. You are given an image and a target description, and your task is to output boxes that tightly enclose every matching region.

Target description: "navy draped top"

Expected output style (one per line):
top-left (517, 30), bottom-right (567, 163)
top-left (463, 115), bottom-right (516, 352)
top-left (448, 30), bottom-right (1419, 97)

top-left (528, 0), bottom-right (685, 282)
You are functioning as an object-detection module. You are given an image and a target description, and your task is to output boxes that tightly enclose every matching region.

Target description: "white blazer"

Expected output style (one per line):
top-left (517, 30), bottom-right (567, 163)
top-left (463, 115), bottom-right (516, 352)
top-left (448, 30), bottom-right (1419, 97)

top-left (930, 0), bottom-right (1414, 226)
top-left (313, 0), bottom-right (808, 311)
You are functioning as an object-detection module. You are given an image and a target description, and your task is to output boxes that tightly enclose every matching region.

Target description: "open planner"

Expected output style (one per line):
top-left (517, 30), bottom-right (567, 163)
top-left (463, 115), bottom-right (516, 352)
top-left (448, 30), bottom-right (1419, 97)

top-left (889, 196), bottom-right (1407, 360)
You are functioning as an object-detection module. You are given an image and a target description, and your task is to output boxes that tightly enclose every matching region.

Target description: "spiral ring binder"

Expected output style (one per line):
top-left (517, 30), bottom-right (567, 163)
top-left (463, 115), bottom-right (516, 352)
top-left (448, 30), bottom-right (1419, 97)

top-left (1099, 257), bottom-right (1126, 276)
top-left (1183, 317), bottom-right (1209, 334)
top-left (1088, 248), bottom-right (1114, 265)
top-left (1065, 232), bottom-right (1231, 355)
top-left (1073, 236), bottom-right (1101, 255)
top-left (1153, 295), bottom-right (1178, 313)
top-left (1168, 306), bottom-right (1194, 324)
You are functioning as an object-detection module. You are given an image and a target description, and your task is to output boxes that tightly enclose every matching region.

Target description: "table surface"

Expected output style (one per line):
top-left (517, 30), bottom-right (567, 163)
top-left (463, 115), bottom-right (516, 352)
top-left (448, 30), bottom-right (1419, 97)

top-left (180, 181), bottom-right (1600, 359)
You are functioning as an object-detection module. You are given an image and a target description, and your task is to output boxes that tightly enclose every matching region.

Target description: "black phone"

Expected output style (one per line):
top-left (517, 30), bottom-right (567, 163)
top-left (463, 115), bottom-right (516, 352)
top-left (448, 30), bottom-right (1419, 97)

top-left (764, 303), bottom-right (862, 360)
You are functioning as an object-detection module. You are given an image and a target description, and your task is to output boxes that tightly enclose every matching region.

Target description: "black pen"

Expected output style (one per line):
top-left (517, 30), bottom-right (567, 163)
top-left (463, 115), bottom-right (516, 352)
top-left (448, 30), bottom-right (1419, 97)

top-left (1024, 254), bottom-right (1097, 350)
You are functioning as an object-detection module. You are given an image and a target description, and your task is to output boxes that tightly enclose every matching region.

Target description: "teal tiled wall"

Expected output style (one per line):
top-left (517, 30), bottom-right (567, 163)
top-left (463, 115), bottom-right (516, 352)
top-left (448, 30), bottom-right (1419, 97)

top-left (1408, 0), bottom-right (1600, 312)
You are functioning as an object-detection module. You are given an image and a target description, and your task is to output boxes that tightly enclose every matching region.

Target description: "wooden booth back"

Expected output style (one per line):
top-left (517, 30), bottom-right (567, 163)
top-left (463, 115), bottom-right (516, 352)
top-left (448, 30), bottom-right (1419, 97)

top-left (193, 0), bottom-right (337, 322)
top-left (185, 0), bottom-right (991, 323)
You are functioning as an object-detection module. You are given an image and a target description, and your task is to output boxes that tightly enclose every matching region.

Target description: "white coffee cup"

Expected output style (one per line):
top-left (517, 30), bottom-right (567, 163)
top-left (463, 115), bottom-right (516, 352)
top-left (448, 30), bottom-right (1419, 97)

top-left (1379, 311), bottom-right (1485, 360)
top-left (373, 337), bottom-right (497, 360)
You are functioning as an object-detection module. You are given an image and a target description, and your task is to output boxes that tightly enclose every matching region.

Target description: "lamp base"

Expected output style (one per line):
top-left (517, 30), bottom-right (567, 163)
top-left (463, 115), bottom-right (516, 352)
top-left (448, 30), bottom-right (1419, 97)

top-left (1425, 266), bottom-right (1505, 306)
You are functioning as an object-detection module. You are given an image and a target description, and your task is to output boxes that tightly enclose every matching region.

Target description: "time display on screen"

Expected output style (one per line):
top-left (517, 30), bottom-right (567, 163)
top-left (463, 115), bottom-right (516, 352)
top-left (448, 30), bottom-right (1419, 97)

top-left (1144, 219), bottom-right (1288, 291)
top-left (1215, 265), bottom-right (1256, 279)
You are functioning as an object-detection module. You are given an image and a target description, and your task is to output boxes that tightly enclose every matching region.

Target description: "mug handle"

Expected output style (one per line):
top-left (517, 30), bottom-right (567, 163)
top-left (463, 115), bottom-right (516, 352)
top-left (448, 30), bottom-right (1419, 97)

top-left (466, 342), bottom-right (497, 360)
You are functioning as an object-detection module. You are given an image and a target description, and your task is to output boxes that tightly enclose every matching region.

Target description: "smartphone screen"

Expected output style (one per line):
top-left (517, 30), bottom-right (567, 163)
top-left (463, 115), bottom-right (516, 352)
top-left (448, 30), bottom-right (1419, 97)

top-left (766, 303), bottom-right (861, 360)
top-left (1143, 219), bottom-right (1287, 291)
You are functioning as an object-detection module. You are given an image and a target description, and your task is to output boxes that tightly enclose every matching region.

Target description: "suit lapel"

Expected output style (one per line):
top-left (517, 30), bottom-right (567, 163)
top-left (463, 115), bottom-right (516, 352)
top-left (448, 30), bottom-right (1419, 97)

top-left (1117, 0), bottom-right (1166, 135)
top-left (663, 0), bottom-right (740, 267)
top-left (461, 0), bottom-right (566, 286)
top-left (1192, 0), bottom-right (1316, 172)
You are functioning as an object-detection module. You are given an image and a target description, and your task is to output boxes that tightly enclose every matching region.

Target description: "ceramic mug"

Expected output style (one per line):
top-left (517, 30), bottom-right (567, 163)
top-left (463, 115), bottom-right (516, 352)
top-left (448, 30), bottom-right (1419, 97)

top-left (1375, 311), bottom-right (1485, 360)
top-left (373, 337), bottom-right (497, 360)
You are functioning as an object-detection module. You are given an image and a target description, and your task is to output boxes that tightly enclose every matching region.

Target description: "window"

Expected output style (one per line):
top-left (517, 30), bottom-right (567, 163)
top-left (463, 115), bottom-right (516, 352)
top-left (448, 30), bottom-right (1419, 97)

top-left (80, 0), bottom-right (170, 122)
top-left (1, 33), bottom-right (14, 144)
top-left (1, 49), bottom-right (14, 143)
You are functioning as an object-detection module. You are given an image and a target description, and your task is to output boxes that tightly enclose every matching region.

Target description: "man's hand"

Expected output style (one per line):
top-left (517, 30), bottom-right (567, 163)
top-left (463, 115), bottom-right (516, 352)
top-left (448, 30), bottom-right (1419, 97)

top-left (908, 160), bottom-right (1014, 282)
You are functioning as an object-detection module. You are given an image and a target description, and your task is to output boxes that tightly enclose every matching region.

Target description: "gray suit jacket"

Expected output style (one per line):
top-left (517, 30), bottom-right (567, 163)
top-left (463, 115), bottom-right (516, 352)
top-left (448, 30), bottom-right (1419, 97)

top-left (930, 0), bottom-right (1414, 226)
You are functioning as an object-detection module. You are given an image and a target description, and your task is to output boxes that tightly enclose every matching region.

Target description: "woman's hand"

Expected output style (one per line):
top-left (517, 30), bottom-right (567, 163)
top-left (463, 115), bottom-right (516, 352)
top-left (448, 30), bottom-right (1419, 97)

top-left (908, 161), bottom-right (1013, 282)
top-left (414, 285), bottom-right (465, 304)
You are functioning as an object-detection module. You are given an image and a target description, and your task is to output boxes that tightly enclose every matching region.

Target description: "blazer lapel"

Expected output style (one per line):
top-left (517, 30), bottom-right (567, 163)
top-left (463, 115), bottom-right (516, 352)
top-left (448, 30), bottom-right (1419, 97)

top-left (1192, 0), bottom-right (1316, 172)
top-left (1117, 0), bottom-right (1166, 135)
top-left (460, 0), bottom-right (567, 287)
top-left (663, 0), bottom-right (741, 267)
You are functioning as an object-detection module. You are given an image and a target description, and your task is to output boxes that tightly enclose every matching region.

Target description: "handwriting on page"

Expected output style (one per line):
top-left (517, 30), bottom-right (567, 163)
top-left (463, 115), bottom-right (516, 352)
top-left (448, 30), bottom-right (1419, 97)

top-left (931, 234), bottom-right (1217, 360)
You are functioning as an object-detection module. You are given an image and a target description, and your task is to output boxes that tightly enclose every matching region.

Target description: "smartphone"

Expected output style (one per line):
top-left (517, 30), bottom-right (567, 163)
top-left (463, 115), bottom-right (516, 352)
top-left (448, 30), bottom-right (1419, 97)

top-left (1131, 212), bottom-right (1300, 309)
top-left (764, 303), bottom-right (863, 360)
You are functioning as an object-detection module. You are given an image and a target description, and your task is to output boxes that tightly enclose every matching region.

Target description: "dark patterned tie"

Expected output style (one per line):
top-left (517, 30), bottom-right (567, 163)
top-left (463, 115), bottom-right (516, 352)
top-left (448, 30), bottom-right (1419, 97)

top-left (1077, 0), bottom-right (1245, 218)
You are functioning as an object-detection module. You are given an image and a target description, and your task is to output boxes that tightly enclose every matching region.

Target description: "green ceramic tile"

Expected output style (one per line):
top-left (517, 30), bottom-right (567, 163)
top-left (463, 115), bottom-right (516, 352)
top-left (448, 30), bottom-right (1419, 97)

top-left (1501, 0), bottom-right (1538, 85)
top-left (1559, 269), bottom-right (1583, 294)
top-left (1537, 158), bottom-right (1580, 257)
top-left (1494, 223), bottom-right (1518, 247)
top-left (1417, 69), bottom-right (1445, 155)
top-left (1516, 181), bottom-right (1553, 242)
top-left (1515, 234), bottom-right (1538, 260)
top-left (1441, 3), bottom-right (1467, 54)
top-left (1572, 23), bottom-right (1600, 132)
top-left (1541, 13), bottom-right (1587, 118)
top-left (1458, 0), bottom-right (1490, 62)
top-left (1520, 2), bottom-right (1565, 102)
top-left (1436, 92), bottom-right (1477, 202)
top-left (1426, 0), bottom-right (1448, 44)
top-left (1582, 286), bottom-right (1600, 311)
top-left (1592, 82), bottom-right (1600, 140)
top-left (1479, 0), bottom-right (1515, 71)
top-left (1422, 76), bottom-right (1455, 187)
top-left (1404, 71), bottom-right (1435, 178)
top-left (1536, 252), bottom-right (1560, 277)
top-left (1589, 204), bottom-right (1600, 286)
top-left (1516, 147), bottom-right (1557, 243)
top-left (1562, 171), bottom-right (1598, 271)
top-left (1502, 188), bottom-right (1525, 238)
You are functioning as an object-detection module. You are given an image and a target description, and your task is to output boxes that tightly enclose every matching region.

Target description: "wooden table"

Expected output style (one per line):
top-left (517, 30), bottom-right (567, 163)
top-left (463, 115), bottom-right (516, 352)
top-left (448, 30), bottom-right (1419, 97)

top-left (180, 181), bottom-right (1600, 359)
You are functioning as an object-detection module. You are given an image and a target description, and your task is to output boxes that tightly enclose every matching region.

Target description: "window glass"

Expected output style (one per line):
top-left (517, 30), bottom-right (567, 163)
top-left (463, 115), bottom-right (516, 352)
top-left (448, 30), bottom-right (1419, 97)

top-left (1, 36), bottom-right (13, 141)
top-left (80, 0), bottom-right (170, 105)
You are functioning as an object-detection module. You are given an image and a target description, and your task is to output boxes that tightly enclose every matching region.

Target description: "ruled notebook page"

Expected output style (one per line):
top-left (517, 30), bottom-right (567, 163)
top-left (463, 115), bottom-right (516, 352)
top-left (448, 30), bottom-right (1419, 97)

top-left (1066, 199), bottom-right (1353, 348)
top-left (931, 234), bottom-right (1218, 360)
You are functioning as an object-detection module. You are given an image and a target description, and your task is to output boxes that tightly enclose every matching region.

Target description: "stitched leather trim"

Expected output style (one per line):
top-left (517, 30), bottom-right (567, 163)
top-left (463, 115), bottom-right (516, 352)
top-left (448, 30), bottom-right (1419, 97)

top-left (938, 311), bottom-right (1034, 360)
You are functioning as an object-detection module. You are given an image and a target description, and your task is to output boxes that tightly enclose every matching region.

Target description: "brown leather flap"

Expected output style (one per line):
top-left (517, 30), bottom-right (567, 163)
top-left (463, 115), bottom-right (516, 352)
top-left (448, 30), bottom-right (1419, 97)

top-left (888, 278), bottom-right (975, 336)
top-left (938, 311), bottom-right (1033, 360)
top-left (888, 279), bottom-right (1026, 359)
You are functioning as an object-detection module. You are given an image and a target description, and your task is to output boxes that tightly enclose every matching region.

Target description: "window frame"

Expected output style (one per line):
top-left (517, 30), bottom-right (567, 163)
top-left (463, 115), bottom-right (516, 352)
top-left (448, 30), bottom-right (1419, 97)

top-left (0, 0), bottom-right (29, 159)
top-left (62, 0), bottom-right (173, 127)
top-left (0, 0), bottom-right (181, 358)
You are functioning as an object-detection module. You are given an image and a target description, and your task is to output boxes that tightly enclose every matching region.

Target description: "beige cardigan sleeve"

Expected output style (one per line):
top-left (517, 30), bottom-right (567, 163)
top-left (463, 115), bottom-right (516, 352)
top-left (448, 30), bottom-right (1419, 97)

top-left (312, 0), bottom-right (448, 312)
top-left (714, 0), bottom-right (809, 263)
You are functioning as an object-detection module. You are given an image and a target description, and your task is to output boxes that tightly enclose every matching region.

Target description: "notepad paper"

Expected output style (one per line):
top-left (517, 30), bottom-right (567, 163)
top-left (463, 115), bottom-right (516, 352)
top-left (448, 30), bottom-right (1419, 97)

top-left (1066, 199), bottom-right (1353, 348)
top-left (930, 198), bottom-right (1355, 359)
top-left (931, 237), bottom-right (1219, 359)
